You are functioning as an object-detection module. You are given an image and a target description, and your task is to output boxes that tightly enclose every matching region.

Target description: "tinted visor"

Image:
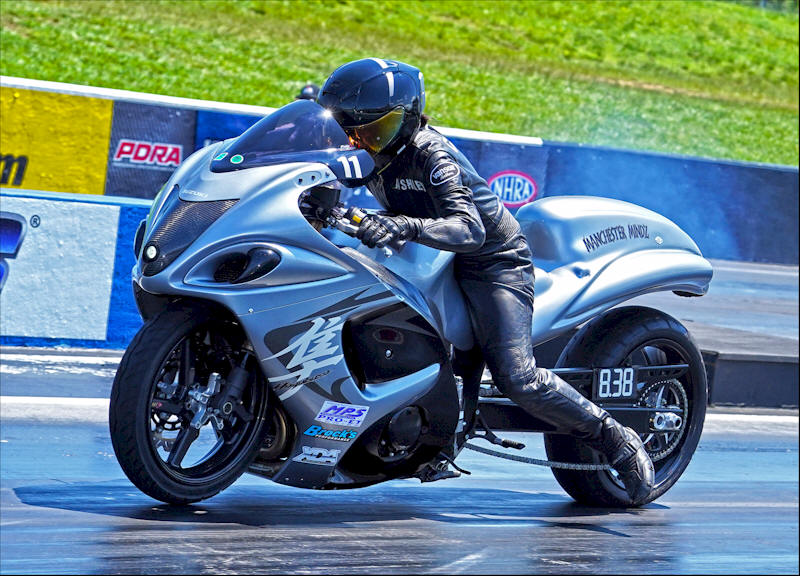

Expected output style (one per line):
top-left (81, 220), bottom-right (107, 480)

top-left (344, 107), bottom-right (404, 154)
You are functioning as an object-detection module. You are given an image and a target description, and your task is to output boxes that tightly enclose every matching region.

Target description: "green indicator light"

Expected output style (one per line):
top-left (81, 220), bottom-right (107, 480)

top-left (230, 154), bottom-right (244, 164)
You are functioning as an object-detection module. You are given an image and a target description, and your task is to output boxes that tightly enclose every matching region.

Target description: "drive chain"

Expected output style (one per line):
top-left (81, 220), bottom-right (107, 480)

top-left (464, 442), bottom-right (612, 471)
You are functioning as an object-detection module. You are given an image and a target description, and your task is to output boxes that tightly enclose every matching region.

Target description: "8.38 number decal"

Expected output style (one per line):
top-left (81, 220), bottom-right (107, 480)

top-left (595, 367), bottom-right (636, 399)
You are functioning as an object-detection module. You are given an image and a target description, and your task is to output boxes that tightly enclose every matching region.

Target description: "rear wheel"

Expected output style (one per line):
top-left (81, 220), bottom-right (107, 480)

top-left (109, 307), bottom-right (270, 504)
top-left (544, 307), bottom-right (707, 507)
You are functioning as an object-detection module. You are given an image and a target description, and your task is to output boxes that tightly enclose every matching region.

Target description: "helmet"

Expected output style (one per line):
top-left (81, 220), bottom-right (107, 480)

top-left (317, 58), bottom-right (425, 167)
top-left (295, 83), bottom-right (320, 101)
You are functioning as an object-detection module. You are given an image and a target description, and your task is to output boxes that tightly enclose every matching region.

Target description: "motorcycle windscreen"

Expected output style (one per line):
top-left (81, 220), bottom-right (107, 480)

top-left (210, 100), bottom-right (374, 182)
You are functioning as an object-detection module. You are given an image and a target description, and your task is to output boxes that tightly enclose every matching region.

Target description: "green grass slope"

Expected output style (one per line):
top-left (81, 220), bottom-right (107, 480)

top-left (1, 0), bottom-right (797, 165)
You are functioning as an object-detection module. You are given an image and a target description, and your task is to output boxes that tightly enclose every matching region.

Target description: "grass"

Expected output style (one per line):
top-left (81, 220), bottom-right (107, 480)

top-left (1, 0), bottom-right (797, 165)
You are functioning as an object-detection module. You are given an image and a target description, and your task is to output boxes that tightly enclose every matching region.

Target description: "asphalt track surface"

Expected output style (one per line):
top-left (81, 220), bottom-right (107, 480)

top-left (0, 258), bottom-right (798, 574)
top-left (0, 400), bottom-right (797, 575)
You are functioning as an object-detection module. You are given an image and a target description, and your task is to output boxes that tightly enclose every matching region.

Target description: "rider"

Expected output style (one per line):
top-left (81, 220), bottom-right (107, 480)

top-left (317, 58), bottom-right (655, 505)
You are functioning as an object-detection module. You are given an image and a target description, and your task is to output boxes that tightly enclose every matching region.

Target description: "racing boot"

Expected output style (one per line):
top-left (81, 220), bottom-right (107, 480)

top-left (499, 368), bottom-right (655, 505)
top-left (591, 416), bottom-right (655, 505)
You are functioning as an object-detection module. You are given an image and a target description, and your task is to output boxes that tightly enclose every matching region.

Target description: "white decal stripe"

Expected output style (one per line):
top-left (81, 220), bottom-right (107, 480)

top-left (370, 58), bottom-right (390, 69)
top-left (387, 71), bottom-right (395, 97)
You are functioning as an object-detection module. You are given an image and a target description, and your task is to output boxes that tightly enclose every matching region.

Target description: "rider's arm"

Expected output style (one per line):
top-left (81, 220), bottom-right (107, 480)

top-left (403, 151), bottom-right (486, 253)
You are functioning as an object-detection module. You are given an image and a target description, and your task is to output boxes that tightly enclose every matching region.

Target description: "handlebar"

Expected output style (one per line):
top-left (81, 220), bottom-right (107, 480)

top-left (327, 204), bottom-right (407, 253)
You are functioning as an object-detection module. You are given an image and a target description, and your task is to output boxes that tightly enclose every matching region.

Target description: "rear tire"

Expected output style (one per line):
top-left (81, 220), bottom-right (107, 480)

top-left (544, 307), bottom-right (707, 507)
top-left (109, 307), bottom-right (270, 504)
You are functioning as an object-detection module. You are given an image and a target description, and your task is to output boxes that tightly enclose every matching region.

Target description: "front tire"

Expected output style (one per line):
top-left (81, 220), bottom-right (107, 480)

top-left (109, 307), bottom-right (270, 504)
top-left (544, 307), bottom-right (707, 507)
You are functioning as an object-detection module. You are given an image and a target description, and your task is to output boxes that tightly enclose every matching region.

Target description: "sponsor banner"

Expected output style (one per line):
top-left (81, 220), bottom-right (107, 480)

top-left (105, 101), bottom-right (196, 199)
top-left (447, 136), bottom-right (548, 215)
top-left (105, 203), bottom-right (150, 347)
top-left (0, 195), bottom-right (118, 340)
top-left (194, 110), bottom-right (262, 151)
top-left (0, 87), bottom-right (113, 195)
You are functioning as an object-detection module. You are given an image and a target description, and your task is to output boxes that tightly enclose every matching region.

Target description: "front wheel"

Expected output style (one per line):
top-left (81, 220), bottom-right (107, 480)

top-left (544, 307), bottom-right (707, 507)
top-left (109, 307), bottom-right (270, 504)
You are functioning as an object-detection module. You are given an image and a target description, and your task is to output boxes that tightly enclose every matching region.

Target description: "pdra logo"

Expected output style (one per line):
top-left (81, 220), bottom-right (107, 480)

top-left (0, 212), bottom-right (27, 293)
top-left (487, 170), bottom-right (538, 209)
top-left (113, 139), bottom-right (182, 168)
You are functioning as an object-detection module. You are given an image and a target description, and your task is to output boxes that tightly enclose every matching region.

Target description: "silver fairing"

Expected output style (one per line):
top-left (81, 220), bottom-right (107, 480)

top-left (135, 142), bottom-right (462, 488)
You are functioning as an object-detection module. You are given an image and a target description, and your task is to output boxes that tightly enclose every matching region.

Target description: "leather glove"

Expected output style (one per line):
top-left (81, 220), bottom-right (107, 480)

top-left (356, 213), bottom-right (418, 249)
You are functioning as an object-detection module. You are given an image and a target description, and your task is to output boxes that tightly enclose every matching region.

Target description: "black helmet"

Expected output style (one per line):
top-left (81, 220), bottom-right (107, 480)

top-left (295, 83), bottom-right (320, 101)
top-left (318, 58), bottom-right (425, 167)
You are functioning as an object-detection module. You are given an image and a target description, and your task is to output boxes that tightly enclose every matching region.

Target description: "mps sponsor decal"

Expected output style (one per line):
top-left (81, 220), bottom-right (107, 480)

top-left (1, 87), bottom-right (113, 195)
top-left (292, 446), bottom-right (341, 466)
top-left (315, 401), bottom-right (369, 428)
top-left (303, 425), bottom-right (358, 442)
top-left (0, 212), bottom-right (26, 293)
top-left (487, 170), bottom-right (538, 209)
top-left (429, 161), bottom-right (460, 187)
top-left (113, 139), bottom-right (182, 168)
top-left (0, 195), bottom-right (118, 340)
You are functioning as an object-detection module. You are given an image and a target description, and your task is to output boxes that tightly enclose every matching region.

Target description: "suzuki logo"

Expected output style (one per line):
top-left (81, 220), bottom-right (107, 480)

top-left (0, 212), bottom-right (27, 293)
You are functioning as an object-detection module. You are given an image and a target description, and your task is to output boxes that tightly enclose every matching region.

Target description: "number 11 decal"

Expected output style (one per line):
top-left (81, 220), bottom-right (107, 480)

top-left (337, 155), bottom-right (362, 179)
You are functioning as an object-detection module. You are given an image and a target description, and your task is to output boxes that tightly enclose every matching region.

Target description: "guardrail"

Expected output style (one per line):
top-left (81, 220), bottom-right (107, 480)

top-left (2, 75), bottom-right (797, 265)
top-left (1, 76), bottom-right (798, 352)
top-left (0, 189), bottom-right (148, 349)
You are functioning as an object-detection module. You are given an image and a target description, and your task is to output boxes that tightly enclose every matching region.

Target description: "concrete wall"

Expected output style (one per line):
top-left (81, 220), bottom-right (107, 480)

top-left (0, 190), bottom-right (148, 349)
top-left (1, 75), bottom-right (797, 350)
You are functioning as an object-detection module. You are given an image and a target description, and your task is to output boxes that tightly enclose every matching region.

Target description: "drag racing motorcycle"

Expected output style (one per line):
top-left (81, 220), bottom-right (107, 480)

top-left (109, 99), bottom-right (713, 507)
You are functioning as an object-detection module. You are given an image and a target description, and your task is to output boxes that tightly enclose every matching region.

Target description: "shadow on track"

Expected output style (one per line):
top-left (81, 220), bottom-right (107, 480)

top-left (14, 481), bottom-right (661, 537)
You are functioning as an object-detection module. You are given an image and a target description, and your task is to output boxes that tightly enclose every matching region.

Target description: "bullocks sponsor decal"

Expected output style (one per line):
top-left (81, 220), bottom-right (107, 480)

top-left (303, 425), bottom-right (358, 442)
top-left (487, 170), bottom-right (538, 208)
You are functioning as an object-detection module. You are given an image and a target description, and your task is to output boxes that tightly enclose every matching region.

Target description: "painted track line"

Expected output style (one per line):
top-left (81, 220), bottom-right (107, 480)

top-left (1, 397), bottom-right (797, 436)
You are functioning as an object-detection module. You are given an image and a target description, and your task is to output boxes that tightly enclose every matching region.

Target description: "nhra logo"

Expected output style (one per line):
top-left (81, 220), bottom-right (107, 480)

top-left (487, 170), bottom-right (538, 208)
top-left (0, 212), bottom-right (26, 293)
top-left (113, 139), bottom-right (182, 168)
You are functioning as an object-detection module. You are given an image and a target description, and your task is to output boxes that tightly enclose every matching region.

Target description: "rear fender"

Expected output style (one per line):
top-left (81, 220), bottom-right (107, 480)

top-left (517, 196), bottom-right (713, 344)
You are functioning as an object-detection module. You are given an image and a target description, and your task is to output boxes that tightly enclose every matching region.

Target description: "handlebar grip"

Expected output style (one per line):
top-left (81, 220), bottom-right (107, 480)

top-left (387, 237), bottom-right (407, 252)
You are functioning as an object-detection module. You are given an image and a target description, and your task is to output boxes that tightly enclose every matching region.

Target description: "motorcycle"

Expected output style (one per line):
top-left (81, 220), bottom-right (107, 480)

top-left (109, 99), bottom-right (713, 507)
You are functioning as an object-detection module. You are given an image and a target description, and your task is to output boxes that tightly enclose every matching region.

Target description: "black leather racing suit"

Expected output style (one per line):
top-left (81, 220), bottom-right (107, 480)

top-left (364, 126), bottom-right (651, 495)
